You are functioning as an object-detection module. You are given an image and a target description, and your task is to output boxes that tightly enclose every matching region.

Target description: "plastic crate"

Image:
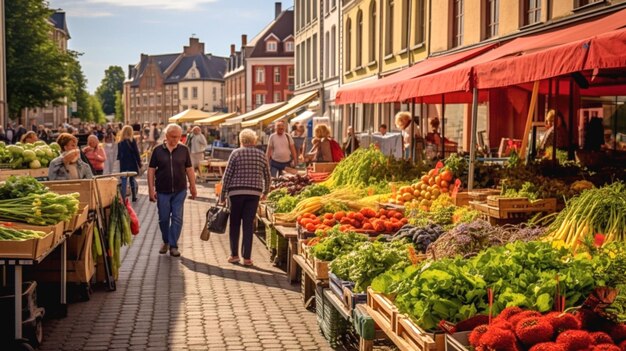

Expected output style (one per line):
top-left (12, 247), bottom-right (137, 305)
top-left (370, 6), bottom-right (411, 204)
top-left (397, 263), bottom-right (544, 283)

top-left (316, 287), bottom-right (349, 348)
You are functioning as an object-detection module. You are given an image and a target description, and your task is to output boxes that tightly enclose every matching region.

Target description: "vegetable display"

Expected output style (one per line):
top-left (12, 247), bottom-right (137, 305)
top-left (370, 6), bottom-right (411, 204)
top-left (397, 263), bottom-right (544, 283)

top-left (0, 141), bottom-right (60, 169)
top-left (392, 223), bottom-right (445, 253)
top-left (106, 196), bottom-right (133, 279)
top-left (309, 228), bottom-right (368, 262)
top-left (547, 182), bottom-right (626, 249)
top-left (322, 147), bottom-right (390, 189)
top-left (270, 174), bottom-right (311, 195)
top-left (0, 225), bottom-right (49, 241)
top-left (0, 176), bottom-right (48, 199)
top-left (297, 208), bottom-right (407, 234)
top-left (388, 166), bottom-right (457, 208)
top-left (372, 241), bottom-right (598, 330)
top-left (330, 239), bottom-right (412, 293)
top-left (0, 192), bottom-right (80, 225)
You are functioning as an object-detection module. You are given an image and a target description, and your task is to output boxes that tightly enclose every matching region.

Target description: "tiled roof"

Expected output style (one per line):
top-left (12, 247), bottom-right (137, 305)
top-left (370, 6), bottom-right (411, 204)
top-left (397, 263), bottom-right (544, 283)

top-left (129, 52), bottom-right (227, 87)
top-left (50, 11), bottom-right (70, 39)
top-left (249, 10), bottom-right (294, 58)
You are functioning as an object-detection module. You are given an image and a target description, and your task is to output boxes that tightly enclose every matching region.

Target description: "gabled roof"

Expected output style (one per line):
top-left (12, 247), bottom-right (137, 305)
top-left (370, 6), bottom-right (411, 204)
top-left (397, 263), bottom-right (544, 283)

top-left (129, 52), bottom-right (227, 87)
top-left (50, 11), bottom-right (70, 39)
top-left (249, 10), bottom-right (294, 58)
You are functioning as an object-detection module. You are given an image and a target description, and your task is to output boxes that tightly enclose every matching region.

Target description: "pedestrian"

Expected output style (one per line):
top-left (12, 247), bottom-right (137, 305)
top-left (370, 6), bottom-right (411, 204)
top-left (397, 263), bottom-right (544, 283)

top-left (117, 125), bottom-right (142, 202)
top-left (147, 124), bottom-right (197, 257)
top-left (0, 126), bottom-right (5, 143)
top-left (48, 133), bottom-right (93, 180)
top-left (189, 126), bottom-right (207, 174)
top-left (378, 124), bottom-right (388, 136)
top-left (83, 135), bottom-right (106, 176)
top-left (5, 124), bottom-right (14, 144)
top-left (20, 131), bottom-right (38, 144)
top-left (395, 111), bottom-right (422, 159)
top-left (14, 124), bottom-right (27, 144)
top-left (342, 125), bottom-right (360, 156)
top-left (220, 128), bottom-right (270, 266)
top-left (307, 123), bottom-right (334, 162)
top-left (37, 125), bottom-right (50, 143)
top-left (103, 131), bottom-right (119, 175)
top-left (266, 120), bottom-right (298, 177)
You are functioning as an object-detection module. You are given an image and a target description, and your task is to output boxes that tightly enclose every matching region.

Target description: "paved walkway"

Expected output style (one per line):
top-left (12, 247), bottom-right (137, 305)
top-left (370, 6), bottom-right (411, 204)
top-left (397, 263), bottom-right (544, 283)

top-left (40, 181), bottom-right (332, 351)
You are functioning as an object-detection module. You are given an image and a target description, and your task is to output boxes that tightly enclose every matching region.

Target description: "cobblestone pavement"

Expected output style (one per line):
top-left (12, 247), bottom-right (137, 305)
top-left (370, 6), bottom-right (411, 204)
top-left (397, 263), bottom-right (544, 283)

top-left (39, 180), bottom-right (333, 351)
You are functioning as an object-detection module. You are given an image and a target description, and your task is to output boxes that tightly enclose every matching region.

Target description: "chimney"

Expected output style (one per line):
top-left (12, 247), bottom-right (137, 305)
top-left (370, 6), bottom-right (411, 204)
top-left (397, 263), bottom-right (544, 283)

top-left (275, 2), bottom-right (282, 18)
top-left (230, 44), bottom-right (236, 55)
top-left (241, 34), bottom-right (247, 47)
top-left (184, 37), bottom-right (205, 55)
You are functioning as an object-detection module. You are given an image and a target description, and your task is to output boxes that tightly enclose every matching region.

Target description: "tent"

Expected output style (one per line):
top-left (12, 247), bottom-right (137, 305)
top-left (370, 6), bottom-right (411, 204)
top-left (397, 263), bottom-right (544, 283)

top-left (168, 109), bottom-right (217, 123)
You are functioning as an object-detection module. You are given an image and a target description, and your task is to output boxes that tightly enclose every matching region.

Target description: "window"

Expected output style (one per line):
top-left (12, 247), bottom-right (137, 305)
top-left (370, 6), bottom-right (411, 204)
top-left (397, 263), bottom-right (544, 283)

top-left (182, 105), bottom-right (188, 110)
top-left (385, 0), bottom-right (394, 56)
top-left (266, 41), bottom-right (277, 52)
top-left (325, 31), bottom-right (330, 79)
top-left (288, 67), bottom-right (294, 85)
top-left (369, 1), bottom-right (376, 62)
top-left (212, 87), bottom-right (217, 101)
top-left (331, 26), bottom-right (336, 76)
top-left (452, 0), bottom-right (464, 47)
top-left (157, 94), bottom-right (162, 104)
top-left (274, 67), bottom-right (281, 84)
top-left (332, 0), bottom-right (336, 9)
top-left (576, 0), bottom-right (602, 7)
top-left (255, 94), bottom-right (265, 107)
top-left (306, 0), bottom-right (311, 23)
top-left (190, 70), bottom-right (197, 79)
top-left (523, 0), bottom-right (541, 26)
top-left (256, 67), bottom-right (265, 83)
top-left (143, 96), bottom-right (148, 105)
top-left (274, 92), bottom-right (282, 102)
top-left (183, 87), bottom-right (188, 99)
top-left (485, 0), bottom-right (499, 39)
top-left (192, 87), bottom-right (198, 99)
top-left (325, 0), bottom-right (330, 14)
top-left (346, 19), bottom-right (352, 70)
top-left (191, 105), bottom-right (198, 110)
top-left (414, 0), bottom-right (425, 45)
top-left (313, 0), bottom-right (317, 20)
top-left (401, 0), bottom-right (409, 49)
top-left (312, 34), bottom-right (318, 79)
top-left (285, 41), bottom-right (294, 52)
top-left (356, 10), bottom-right (363, 67)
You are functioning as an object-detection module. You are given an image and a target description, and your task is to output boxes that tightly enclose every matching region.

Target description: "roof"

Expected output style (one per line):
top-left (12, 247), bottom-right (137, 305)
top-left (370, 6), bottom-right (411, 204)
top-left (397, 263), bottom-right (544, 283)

top-left (128, 52), bottom-right (227, 87)
top-left (50, 11), bottom-right (70, 39)
top-left (249, 10), bottom-right (294, 58)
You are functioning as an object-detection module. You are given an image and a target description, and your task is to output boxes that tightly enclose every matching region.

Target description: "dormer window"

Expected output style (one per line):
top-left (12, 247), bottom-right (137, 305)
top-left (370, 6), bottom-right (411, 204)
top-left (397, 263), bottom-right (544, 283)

top-left (267, 41), bottom-right (278, 52)
top-left (285, 41), bottom-right (294, 52)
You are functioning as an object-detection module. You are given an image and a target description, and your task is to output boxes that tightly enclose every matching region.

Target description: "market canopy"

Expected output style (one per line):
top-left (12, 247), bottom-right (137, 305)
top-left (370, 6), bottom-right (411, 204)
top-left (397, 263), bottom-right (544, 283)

top-left (290, 110), bottom-right (315, 124)
top-left (195, 112), bottom-right (237, 126)
top-left (242, 91), bottom-right (319, 128)
top-left (220, 102), bottom-right (286, 127)
top-left (396, 7), bottom-right (626, 100)
top-left (168, 109), bottom-right (217, 123)
top-left (335, 43), bottom-right (496, 105)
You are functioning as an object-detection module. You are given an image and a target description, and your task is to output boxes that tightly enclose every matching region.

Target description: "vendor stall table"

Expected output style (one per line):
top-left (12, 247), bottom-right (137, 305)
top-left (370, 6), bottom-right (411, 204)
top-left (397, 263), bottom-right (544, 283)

top-left (293, 254), bottom-right (329, 307)
top-left (274, 225), bottom-right (299, 283)
top-left (1, 234), bottom-right (67, 349)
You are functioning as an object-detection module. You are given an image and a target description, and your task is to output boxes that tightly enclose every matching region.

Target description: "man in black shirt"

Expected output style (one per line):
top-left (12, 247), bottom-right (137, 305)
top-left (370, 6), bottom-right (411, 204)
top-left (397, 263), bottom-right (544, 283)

top-left (147, 124), bottom-right (197, 257)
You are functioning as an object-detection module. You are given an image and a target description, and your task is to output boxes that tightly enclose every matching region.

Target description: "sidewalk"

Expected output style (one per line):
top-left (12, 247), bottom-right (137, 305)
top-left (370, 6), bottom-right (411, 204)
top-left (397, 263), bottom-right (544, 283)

top-left (39, 180), bottom-right (332, 351)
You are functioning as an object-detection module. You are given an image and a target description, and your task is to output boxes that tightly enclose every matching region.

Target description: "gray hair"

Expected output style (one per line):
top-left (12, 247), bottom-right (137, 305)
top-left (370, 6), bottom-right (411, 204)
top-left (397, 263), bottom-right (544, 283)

top-left (164, 123), bottom-right (182, 135)
top-left (239, 129), bottom-right (258, 146)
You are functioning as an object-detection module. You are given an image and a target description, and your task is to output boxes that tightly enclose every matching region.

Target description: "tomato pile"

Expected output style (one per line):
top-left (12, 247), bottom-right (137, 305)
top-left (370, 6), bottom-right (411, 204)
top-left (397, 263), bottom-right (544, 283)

top-left (389, 168), bottom-right (457, 208)
top-left (297, 208), bottom-right (408, 234)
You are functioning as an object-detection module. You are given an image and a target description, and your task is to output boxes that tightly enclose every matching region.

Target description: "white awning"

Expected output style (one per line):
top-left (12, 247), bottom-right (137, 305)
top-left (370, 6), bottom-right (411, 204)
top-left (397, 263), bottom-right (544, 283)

top-left (290, 110), bottom-right (315, 124)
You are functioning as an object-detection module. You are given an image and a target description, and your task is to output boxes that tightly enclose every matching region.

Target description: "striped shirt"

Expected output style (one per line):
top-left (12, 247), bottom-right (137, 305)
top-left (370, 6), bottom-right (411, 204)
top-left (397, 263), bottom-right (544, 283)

top-left (220, 146), bottom-right (271, 201)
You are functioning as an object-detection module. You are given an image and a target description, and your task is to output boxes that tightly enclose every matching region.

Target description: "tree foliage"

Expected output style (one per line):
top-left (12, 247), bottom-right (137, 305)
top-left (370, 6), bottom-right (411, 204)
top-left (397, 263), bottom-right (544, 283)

top-left (87, 95), bottom-right (106, 124)
top-left (5, 0), bottom-right (75, 119)
top-left (66, 51), bottom-right (91, 121)
top-left (114, 91), bottom-right (125, 123)
top-left (95, 66), bottom-right (125, 115)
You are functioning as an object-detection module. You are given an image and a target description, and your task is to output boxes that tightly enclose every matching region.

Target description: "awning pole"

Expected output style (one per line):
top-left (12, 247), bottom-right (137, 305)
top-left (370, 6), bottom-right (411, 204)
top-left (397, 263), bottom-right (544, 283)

top-left (553, 78), bottom-right (560, 167)
top-left (520, 81), bottom-right (540, 161)
top-left (441, 94), bottom-right (446, 159)
top-left (350, 104), bottom-right (356, 153)
top-left (468, 88), bottom-right (479, 191)
top-left (410, 100), bottom-right (415, 163)
top-left (568, 78), bottom-right (575, 161)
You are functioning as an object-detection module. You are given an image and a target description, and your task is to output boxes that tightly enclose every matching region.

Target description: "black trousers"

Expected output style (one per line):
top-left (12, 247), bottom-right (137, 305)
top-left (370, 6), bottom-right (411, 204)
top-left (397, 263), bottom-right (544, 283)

top-left (228, 195), bottom-right (260, 259)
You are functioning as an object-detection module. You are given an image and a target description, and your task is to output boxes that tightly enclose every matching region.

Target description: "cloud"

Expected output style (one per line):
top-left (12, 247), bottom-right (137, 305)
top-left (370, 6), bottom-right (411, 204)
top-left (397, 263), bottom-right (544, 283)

top-left (66, 9), bottom-right (113, 17)
top-left (85, 0), bottom-right (219, 11)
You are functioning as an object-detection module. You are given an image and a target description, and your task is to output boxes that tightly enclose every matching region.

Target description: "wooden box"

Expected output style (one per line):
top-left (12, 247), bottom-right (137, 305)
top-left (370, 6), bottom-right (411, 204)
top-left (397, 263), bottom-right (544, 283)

top-left (42, 177), bottom-right (119, 209)
top-left (0, 168), bottom-right (49, 181)
top-left (468, 189), bottom-right (500, 202)
top-left (0, 230), bottom-right (54, 259)
top-left (64, 204), bottom-right (89, 233)
top-left (366, 287), bottom-right (398, 333)
top-left (445, 332), bottom-right (471, 351)
top-left (486, 196), bottom-right (557, 219)
top-left (395, 315), bottom-right (437, 351)
top-left (312, 162), bottom-right (339, 173)
top-left (313, 257), bottom-right (329, 280)
top-left (452, 192), bottom-right (471, 207)
top-left (9, 221), bottom-right (66, 246)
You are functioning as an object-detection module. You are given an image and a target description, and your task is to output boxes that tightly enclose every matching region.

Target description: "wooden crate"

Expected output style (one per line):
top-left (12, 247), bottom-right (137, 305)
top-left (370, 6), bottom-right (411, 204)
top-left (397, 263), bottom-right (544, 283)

top-left (273, 214), bottom-right (296, 227)
top-left (452, 192), bottom-right (471, 207)
top-left (0, 230), bottom-right (54, 259)
top-left (395, 315), bottom-right (437, 351)
top-left (42, 177), bottom-right (119, 209)
top-left (64, 203), bottom-right (89, 233)
top-left (467, 189), bottom-right (500, 201)
top-left (366, 287), bottom-right (398, 333)
top-left (8, 221), bottom-right (65, 246)
top-left (445, 332), bottom-right (470, 351)
top-left (313, 257), bottom-right (329, 280)
top-left (312, 162), bottom-right (339, 173)
top-left (0, 167), bottom-right (48, 181)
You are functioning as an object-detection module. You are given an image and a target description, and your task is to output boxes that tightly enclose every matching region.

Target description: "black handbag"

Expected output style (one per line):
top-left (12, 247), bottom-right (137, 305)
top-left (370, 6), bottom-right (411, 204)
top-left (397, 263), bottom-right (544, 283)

top-left (205, 205), bottom-right (230, 234)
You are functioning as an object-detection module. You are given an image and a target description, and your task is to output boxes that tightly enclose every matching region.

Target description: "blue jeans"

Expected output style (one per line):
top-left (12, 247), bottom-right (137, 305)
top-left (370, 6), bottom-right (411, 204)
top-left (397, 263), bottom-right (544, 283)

top-left (120, 176), bottom-right (138, 200)
top-left (270, 159), bottom-right (291, 177)
top-left (157, 190), bottom-right (187, 248)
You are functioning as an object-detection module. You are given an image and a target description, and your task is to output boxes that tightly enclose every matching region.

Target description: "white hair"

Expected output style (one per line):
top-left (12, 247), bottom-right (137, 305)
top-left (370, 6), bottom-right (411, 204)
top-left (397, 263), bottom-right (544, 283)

top-left (239, 129), bottom-right (258, 146)
top-left (164, 123), bottom-right (182, 135)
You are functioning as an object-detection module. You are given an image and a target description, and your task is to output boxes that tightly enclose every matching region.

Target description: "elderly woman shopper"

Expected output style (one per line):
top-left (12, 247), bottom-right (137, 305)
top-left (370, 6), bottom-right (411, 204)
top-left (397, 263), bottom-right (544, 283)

top-left (83, 135), bottom-right (106, 175)
top-left (117, 125), bottom-right (142, 202)
top-left (306, 123), bottom-right (333, 163)
top-left (48, 133), bottom-right (94, 180)
top-left (220, 129), bottom-right (271, 266)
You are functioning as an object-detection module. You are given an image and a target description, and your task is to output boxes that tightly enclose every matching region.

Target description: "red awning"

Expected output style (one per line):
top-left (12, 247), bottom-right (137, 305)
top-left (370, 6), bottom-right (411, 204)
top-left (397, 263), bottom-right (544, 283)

top-left (584, 27), bottom-right (626, 71)
top-left (397, 7), bottom-right (626, 99)
top-left (335, 44), bottom-right (495, 105)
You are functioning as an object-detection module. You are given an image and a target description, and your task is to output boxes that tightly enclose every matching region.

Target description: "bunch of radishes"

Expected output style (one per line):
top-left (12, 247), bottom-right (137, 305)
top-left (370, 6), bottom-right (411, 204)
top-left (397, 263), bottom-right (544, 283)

top-left (469, 307), bottom-right (626, 351)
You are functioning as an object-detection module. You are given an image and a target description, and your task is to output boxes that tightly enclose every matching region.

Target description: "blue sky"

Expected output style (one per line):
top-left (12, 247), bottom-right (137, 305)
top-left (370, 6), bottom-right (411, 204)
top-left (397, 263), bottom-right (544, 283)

top-left (48, 0), bottom-right (294, 93)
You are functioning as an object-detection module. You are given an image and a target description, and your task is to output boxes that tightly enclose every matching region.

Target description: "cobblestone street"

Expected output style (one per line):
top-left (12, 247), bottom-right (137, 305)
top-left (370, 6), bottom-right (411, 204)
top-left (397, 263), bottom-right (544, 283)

top-left (39, 180), bottom-right (332, 351)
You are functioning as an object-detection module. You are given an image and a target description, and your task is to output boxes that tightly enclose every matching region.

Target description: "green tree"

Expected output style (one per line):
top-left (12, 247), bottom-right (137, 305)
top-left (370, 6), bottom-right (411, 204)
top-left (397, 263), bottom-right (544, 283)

top-left (114, 91), bottom-right (125, 122)
top-left (87, 95), bottom-right (106, 124)
top-left (5, 0), bottom-right (74, 119)
top-left (66, 51), bottom-right (91, 121)
top-left (95, 66), bottom-right (125, 115)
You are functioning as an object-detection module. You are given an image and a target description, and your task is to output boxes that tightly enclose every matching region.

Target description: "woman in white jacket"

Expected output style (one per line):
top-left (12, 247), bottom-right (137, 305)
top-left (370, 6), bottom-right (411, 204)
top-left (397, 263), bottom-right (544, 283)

top-left (103, 131), bottom-right (119, 175)
top-left (189, 126), bottom-right (208, 174)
